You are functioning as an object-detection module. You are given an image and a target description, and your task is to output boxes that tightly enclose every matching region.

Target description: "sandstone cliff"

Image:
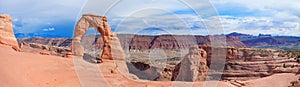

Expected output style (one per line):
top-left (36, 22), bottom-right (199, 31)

top-left (0, 14), bottom-right (20, 51)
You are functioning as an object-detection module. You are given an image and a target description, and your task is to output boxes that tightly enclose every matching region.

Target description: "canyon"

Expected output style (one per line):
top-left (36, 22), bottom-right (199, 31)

top-left (17, 34), bottom-right (300, 83)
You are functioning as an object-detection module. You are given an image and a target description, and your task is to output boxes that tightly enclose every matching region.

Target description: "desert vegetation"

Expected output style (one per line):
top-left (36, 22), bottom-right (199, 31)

top-left (289, 78), bottom-right (300, 87)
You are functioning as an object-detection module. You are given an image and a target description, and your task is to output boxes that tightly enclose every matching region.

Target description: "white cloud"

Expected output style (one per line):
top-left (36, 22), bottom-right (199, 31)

top-left (12, 24), bottom-right (16, 28)
top-left (219, 16), bottom-right (300, 36)
top-left (81, 0), bottom-right (216, 18)
top-left (109, 13), bottom-right (300, 36)
top-left (110, 13), bottom-right (223, 35)
top-left (43, 27), bottom-right (55, 31)
top-left (212, 0), bottom-right (300, 21)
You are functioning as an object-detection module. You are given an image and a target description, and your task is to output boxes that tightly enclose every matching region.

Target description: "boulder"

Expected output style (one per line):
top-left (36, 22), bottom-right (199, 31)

top-left (64, 52), bottom-right (73, 58)
top-left (0, 14), bottom-right (20, 51)
top-left (40, 51), bottom-right (50, 55)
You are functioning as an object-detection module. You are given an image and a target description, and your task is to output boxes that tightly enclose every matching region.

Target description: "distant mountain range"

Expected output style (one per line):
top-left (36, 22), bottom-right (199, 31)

top-left (226, 32), bottom-right (252, 37)
top-left (226, 32), bottom-right (300, 50)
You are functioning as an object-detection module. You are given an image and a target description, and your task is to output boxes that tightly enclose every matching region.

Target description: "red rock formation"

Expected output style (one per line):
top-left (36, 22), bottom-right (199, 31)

top-left (0, 14), bottom-right (20, 51)
top-left (18, 34), bottom-right (248, 51)
top-left (64, 52), bottom-right (72, 58)
top-left (40, 51), bottom-right (50, 55)
top-left (171, 46), bottom-right (209, 81)
top-left (72, 14), bottom-right (125, 60)
top-left (129, 35), bottom-right (246, 50)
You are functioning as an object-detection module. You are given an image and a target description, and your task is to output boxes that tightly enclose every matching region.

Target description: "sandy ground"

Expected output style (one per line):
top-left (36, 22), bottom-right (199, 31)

top-left (0, 44), bottom-right (81, 87)
top-left (0, 44), bottom-right (298, 87)
top-left (245, 73), bottom-right (299, 87)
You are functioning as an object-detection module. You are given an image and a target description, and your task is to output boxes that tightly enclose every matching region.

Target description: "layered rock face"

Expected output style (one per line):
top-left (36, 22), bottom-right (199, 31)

top-left (19, 34), bottom-right (247, 51)
top-left (18, 37), bottom-right (71, 47)
top-left (129, 35), bottom-right (247, 50)
top-left (171, 46), bottom-right (209, 81)
top-left (195, 46), bottom-right (300, 80)
top-left (72, 14), bottom-right (125, 60)
top-left (0, 14), bottom-right (20, 51)
top-left (222, 49), bottom-right (300, 80)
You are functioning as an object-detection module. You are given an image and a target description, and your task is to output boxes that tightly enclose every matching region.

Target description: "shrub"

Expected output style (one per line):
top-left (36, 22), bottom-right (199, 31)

top-left (290, 81), bottom-right (298, 86)
top-left (291, 65), bottom-right (295, 68)
top-left (283, 63), bottom-right (287, 68)
top-left (278, 53), bottom-right (286, 57)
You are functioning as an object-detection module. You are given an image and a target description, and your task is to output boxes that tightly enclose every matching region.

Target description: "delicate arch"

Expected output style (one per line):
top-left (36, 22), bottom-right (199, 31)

top-left (72, 14), bottom-right (125, 60)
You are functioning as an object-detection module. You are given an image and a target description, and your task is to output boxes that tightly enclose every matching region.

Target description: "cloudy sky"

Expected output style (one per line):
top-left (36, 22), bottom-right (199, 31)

top-left (0, 0), bottom-right (299, 37)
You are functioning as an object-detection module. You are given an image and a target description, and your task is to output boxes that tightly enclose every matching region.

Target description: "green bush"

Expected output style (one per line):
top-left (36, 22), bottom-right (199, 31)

top-left (283, 63), bottom-right (287, 68)
top-left (291, 65), bottom-right (295, 68)
top-left (286, 50), bottom-right (300, 58)
top-left (290, 81), bottom-right (298, 86)
top-left (297, 59), bottom-right (300, 63)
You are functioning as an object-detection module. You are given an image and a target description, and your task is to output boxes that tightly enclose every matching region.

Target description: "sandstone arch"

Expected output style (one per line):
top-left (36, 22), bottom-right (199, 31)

top-left (72, 14), bottom-right (125, 60)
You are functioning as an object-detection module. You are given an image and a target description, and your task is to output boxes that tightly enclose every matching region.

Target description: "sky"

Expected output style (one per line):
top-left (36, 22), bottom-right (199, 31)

top-left (0, 0), bottom-right (300, 38)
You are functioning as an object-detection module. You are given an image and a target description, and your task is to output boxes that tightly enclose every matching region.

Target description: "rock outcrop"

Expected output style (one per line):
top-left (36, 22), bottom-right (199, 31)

top-left (19, 42), bottom-right (71, 58)
top-left (72, 14), bottom-right (125, 60)
top-left (0, 14), bottom-right (20, 51)
top-left (171, 46), bottom-right (209, 81)
top-left (40, 51), bottom-right (50, 55)
top-left (65, 52), bottom-right (72, 58)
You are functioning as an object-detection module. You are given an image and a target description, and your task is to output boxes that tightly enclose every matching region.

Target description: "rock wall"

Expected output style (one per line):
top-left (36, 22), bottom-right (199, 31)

top-left (19, 34), bottom-right (248, 51)
top-left (0, 14), bottom-right (20, 51)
